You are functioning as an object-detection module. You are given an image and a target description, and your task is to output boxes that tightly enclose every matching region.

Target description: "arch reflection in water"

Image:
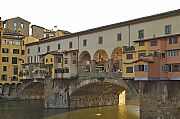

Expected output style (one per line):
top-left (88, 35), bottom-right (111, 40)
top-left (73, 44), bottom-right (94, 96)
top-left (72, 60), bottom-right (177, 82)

top-left (45, 105), bottom-right (139, 119)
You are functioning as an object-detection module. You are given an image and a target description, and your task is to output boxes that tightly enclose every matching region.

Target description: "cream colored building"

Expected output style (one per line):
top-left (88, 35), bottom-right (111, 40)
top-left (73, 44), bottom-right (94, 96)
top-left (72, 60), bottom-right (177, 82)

top-left (25, 9), bottom-right (180, 79)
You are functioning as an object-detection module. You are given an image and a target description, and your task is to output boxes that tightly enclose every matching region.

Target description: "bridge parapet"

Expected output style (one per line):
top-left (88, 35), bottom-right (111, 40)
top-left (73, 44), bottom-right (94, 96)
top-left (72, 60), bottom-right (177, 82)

top-left (78, 72), bottom-right (122, 79)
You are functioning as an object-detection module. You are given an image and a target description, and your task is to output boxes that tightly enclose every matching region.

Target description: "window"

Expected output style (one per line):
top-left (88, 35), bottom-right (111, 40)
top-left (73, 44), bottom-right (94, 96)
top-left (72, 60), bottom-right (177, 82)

top-left (169, 37), bottom-right (178, 44)
top-left (2, 48), bottom-right (9, 53)
top-left (13, 22), bottom-right (17, 29)
top-left (9, 41), bottom-right (13, 45)
top-left (139, 41), bottom-right (145, 46)
top-left (12, 57), bottom-right (18, 64)
top-left (12, 76), bottom-right (18, 81)
top-left (3, 66), bottom-right (7, 71)
top-left (64, 67), bottom-right (69, 73)
top-left (69, 42), bottom-right (72, 48)
top-left (134, 64), bottom-right (148, 72)
top-left (138, 52), bottom-right (146, 58)
top-left (126, 54), bottom-right (133, 59)
top-left (3, 21), bottom-right (7, 28)
top-left (58, 57), bottom-right (61, 63)
top-left (98, 37), bottom-right (103, 44)
top-left (64, 58), bottom-right (68, 64)
top-left (55, 68), bottom-right (63, 73)
top-left (13, 49), bottom-right (19, 54)
top-left (27, 57), bottom-right (30, 63)
top-left (38, 47), bottom-right (40, 52)
top-left (21, 23), bottom-right (24, 28)
top-left (168, 50), bottom-right (178, 57)
top-left (27, 49), bottom-right (30, 54)
top-left (14, 67), bottom-right (18, 75)
top-left (34, 56), bottom-right (36, 63)
top-left (138, 29), bottom-right (144, 39)
top-left (159, 53), bottom-right (166, 58)
top-left (51, 58), bottom-right (53, 62)
top-left (165, 25), bottom-right (171, 34)
top-left (83, 39), bottom-right (87, 46)
top-left (151, 40), bottom-right (157, 46)
top-left (31, 56), bottom-right (33, 63)
top-left (4, 40), bottom-right (9, 44)
top-left (58, 44), bottom-right (60, 50)
top-left (73, 52), bottom-right (76, 56)
top-left (126, 67), bottom-right (133, 73)
top-left (12, 57), bottom-right (17, 64)
top-left (47, 46), bottom-right (50, 52)
top-left (2, 57), bottom-right (9, 62)
top-left (21, 50), bottom-right (25, 55)
top-left (1, 75), bottom-right (7, 81)
top-left (22, 41), bottom-right (25, 46)
top-left (172, 64), bottom-right (180, 72)
top-left (161, 65), bottom-right (169, 72)
top-left (46, 59), bottom-right (48, 63)
top-left (117, 33), bottom-right (122, 41)
top-left (73, 60), bottom-right (77, 64)
top-left (16, 41), bottom-right (21, 45)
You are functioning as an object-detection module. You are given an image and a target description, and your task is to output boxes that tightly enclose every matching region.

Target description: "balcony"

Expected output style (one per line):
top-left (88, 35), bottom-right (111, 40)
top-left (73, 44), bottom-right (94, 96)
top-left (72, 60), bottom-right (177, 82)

top-left (123, 46), bottom-right (135, 52)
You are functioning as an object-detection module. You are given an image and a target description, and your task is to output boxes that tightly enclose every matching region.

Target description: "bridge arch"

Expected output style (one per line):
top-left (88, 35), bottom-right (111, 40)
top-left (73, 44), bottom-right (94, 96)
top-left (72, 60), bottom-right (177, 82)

top-left (93, 49), bottom-right (108, 61)
top-left (79, 51), bottom-right (91, 62)
top-left (111, 47), bottom-right (123, 71)
top-left (69, 78), bottom-right (129, 107)
top-left (3, 83), bottom-right (10, 96)
top-left (69, 78), bottom-right (130, 96)
top-left (0, 83), bottom-right (3, 95)
top-left (21, 82), bottom-right (44, 99)
top-left (9, 83), bottom-right (16, 97)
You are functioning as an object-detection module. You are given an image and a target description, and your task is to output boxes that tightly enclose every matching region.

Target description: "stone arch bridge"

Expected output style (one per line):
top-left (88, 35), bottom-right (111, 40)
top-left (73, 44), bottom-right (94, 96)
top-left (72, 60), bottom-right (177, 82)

top-left (0, 79), bottom-right (44, 100)
top-left (44, 73), bottom-right (139, 108)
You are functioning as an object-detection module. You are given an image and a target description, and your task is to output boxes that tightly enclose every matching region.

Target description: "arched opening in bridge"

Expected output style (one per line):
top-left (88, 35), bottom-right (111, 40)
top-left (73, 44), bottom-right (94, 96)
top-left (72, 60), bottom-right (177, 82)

top-left (111, 47), bottom-right (123, 72)
top-left (9, 83), bottom-right (16, 97)
top-left (79, 51), bottom-right (91, 72)
top-left (21, 82), bottom-right (44, 99)
top-left (2, 83), bottom-right (10, 96)
top-left (93, 49), bottom-right (108, 72)
top-left (70, 82), bottom-right (125, 108)
top-left (0, 83), bottom-right (3, 95)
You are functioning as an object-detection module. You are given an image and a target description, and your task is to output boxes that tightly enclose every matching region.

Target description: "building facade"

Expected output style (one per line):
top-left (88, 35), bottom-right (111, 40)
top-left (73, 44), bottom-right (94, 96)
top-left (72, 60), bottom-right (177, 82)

top-left (3, 17), bottom-right (30, 36)
top-left (31, 25), bottom-right (71, 39)
top-left (26, 9), bottom-right (180, 81)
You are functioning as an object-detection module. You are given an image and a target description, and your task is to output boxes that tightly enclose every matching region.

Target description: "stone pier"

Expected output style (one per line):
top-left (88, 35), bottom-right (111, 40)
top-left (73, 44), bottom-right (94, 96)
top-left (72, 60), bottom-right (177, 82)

top-left (139, 81), bottom-right (180, 119)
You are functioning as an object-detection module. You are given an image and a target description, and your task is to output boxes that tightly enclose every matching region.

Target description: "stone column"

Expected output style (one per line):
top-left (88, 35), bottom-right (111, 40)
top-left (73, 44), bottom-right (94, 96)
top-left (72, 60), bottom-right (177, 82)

top-left (108, 59), bottom-right (113, 72)
top-left (90, 60), bottom-right (96, 73)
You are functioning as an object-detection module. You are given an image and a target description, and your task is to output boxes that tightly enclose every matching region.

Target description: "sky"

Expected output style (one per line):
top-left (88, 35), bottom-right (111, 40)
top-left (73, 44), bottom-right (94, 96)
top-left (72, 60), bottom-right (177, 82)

top-left (1, 0), bottom-right (180, 33)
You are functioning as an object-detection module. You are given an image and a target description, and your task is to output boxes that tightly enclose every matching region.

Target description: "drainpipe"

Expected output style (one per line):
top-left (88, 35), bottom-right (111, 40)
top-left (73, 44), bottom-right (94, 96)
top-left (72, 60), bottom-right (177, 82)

top-left (128, 24), bottom-right (131, 47)
top-left (77, 35), bottom-right (79, 78)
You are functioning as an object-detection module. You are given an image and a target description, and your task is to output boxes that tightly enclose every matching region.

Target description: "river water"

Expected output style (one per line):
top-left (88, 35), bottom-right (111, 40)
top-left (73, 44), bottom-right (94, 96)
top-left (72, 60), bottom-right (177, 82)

top-left (0, 100), bottom-right (139, 119)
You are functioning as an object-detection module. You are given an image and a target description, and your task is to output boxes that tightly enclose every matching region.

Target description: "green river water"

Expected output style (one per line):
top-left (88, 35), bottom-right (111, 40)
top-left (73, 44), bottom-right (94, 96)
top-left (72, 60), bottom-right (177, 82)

top-left (0, 100), bottom-right (139, 119)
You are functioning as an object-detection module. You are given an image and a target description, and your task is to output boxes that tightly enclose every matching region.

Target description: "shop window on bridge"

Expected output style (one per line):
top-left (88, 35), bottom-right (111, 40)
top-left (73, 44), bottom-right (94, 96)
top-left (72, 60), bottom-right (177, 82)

top-left (57, 57), bottom-right (61, 63)
top-left (151, 40), bottom-right (157, 46)
top-left (126, 54), bottom-right (133, 59)
top-left (134, 64), bottom-right (148, 72)
top-left (1, 75), bottom-right (7, 81)
top-left (12, 76), bottom-right (18, 81)
top-left (63, 67), bottom-right (69, 73)
top-left (55, 68), bottom-right (63, 73)
top-left (161, 65), bottom-right (169, 72)
top-left (169, 37), bottom-right (178, 44)
top-left (126, 67), bottom-right (133, 73)
top-left (172, 64), bottom-right (180, 72)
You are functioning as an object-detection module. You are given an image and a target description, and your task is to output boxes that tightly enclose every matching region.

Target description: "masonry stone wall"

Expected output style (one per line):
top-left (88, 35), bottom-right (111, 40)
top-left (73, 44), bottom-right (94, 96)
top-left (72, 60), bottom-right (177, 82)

top-left (139, 81), bottom-right (180, 119)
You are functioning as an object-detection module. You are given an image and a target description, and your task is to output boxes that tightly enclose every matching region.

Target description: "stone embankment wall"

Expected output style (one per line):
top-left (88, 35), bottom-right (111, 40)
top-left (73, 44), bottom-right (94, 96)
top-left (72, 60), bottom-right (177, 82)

top-left (139, 81), bottom-right (180, 119)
